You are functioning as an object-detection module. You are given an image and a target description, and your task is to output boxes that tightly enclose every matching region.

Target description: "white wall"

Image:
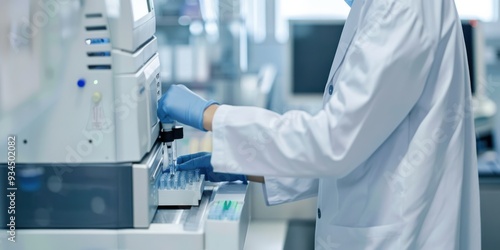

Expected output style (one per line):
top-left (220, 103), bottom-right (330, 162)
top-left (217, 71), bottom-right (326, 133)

top-left (455, 0), bottom-right (497, 21)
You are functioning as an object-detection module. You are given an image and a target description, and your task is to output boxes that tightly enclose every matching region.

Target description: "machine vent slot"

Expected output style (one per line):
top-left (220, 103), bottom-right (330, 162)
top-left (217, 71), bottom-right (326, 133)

top-left (86, 26), bottom-right (107, 31)
top-left (85, 38), bottom-right (110, 45)
top-left (87, 51), bottom-right (111, 57)
top-left (85, 13), bottom-right (103, 18)
top-left (88, 65), bottom-right (112, 70)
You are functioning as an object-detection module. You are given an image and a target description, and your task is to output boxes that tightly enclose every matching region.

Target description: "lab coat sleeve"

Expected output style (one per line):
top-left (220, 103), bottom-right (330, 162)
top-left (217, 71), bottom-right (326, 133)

top-left (262, 177), bottom-right (319, 206)
top-left (211, 3), bottom-right (435, 177)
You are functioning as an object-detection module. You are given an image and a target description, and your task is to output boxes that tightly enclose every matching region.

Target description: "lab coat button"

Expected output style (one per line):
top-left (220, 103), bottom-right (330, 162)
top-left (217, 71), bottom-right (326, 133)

top-left (317, 208), bottom-right (322, 219)
top-left (329, 85), bottom-right (334, 95)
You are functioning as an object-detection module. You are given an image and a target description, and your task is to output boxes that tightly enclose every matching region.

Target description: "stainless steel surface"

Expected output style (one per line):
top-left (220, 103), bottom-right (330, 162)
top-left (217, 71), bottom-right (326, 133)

top-left (153, 190), bottom-right (212, 232)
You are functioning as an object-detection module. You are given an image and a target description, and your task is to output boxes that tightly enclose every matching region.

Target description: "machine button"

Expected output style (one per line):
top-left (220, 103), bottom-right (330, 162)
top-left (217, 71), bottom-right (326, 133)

top-left (317, 208), bottom-right (322, 219)
top-left (328, 85), bottom-right (334, 95)
top-left (92, 92), bottom-right (102, 103)
top-left (77, 79), bottom-right (86, 88)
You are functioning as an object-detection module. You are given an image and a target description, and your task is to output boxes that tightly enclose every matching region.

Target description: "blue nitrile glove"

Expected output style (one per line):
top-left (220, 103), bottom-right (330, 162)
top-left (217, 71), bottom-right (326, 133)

top-left (176, 152), bottom-right (247, 183)
top-left (157, 85), bottom-right (218, 131)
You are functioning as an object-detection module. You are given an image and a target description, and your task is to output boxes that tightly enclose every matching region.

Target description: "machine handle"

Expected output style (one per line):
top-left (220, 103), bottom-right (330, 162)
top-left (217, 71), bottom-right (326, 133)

top-left (151, 160), bottom-right (163, 182)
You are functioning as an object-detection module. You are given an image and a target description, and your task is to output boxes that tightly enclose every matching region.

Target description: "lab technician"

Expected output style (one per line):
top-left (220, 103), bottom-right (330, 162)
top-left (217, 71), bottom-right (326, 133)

top-left (158, 0), bottom-right (481, 249)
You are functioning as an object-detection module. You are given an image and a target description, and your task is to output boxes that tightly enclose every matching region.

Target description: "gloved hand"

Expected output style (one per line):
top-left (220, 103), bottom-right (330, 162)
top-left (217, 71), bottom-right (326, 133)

top-left (157, 84), bottom-right (218, 131)
top-left (177, 152), bottom-right (247, 183)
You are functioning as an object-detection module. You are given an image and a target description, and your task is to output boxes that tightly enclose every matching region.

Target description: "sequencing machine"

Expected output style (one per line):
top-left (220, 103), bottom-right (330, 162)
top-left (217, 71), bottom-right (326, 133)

top-left (0, 1), bottom-right (249, 249)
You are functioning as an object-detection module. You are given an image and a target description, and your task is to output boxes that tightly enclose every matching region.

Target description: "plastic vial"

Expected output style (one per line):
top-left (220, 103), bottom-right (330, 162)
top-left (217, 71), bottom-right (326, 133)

top-left (180, 172), bottom-right (187, 189)
top-left (194, 169), bottom-right (201, 182)
top-left (173, 173), bottom-right (179, 189)
top-left (166, 175), bottom-right (173, 190)
top-left (160, 174), bottom-right (166, 190)
top-left (187, 171), bottom-right (194, 185)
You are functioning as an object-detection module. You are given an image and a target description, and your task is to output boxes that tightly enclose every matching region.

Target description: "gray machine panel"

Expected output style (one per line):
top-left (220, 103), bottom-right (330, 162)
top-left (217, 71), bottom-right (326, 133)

top-left (1, 162), bottom-right (134, 229)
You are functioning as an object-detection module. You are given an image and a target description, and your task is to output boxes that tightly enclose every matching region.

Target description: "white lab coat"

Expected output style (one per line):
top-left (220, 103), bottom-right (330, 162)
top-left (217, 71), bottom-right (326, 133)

top-left (211, 0), bottom-right (481, 249)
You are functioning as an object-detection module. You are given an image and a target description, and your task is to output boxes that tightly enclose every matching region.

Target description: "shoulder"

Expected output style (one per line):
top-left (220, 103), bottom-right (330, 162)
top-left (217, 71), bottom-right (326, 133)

top-left (355, 0), bottom-right (446, 47)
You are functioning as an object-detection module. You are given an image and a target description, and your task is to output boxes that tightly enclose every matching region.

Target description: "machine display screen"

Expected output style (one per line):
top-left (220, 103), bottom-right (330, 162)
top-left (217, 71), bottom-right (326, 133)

top-left (132, 0), bottom-right (151, 21)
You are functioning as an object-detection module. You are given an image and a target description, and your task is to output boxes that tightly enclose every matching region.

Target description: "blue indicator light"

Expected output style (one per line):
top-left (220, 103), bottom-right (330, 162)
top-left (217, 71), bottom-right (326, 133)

top-left (85, 38), bottom-right (110, 45)
top-left (87, 51), bottom-right (111, 57)
top-left (77, 79), bottom-right (86, 88)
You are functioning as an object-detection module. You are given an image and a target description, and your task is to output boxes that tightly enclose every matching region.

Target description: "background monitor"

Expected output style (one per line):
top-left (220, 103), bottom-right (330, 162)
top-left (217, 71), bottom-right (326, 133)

top-left (462, 20), bottom-right (488, 97)
top-left (286, 19), bottom-right (481, 107)
top-left (462, 20), bottom-right (478, 95)
top-left (287, 19), bottom-right (344, 107)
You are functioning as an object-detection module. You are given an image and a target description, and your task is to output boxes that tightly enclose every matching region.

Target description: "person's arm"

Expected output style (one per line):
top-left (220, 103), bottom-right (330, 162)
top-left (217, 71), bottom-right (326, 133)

top-left (176, 151), bottom-right (319, 205)
top-left (206, 107), bottom-right (264, 183)
top-left (208, 2), bottom-right (436, 178)
top-left (203, 104), bottom-right (219, 131)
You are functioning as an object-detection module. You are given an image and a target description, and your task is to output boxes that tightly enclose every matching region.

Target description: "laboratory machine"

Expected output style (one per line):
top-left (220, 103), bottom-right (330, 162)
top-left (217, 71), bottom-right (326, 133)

top-left (0, 1), bottom-right (249, 249)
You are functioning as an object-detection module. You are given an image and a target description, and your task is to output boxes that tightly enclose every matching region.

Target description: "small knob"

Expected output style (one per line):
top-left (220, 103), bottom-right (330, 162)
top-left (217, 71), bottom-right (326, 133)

top-left (92, 92), bottom-right (102, 103)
